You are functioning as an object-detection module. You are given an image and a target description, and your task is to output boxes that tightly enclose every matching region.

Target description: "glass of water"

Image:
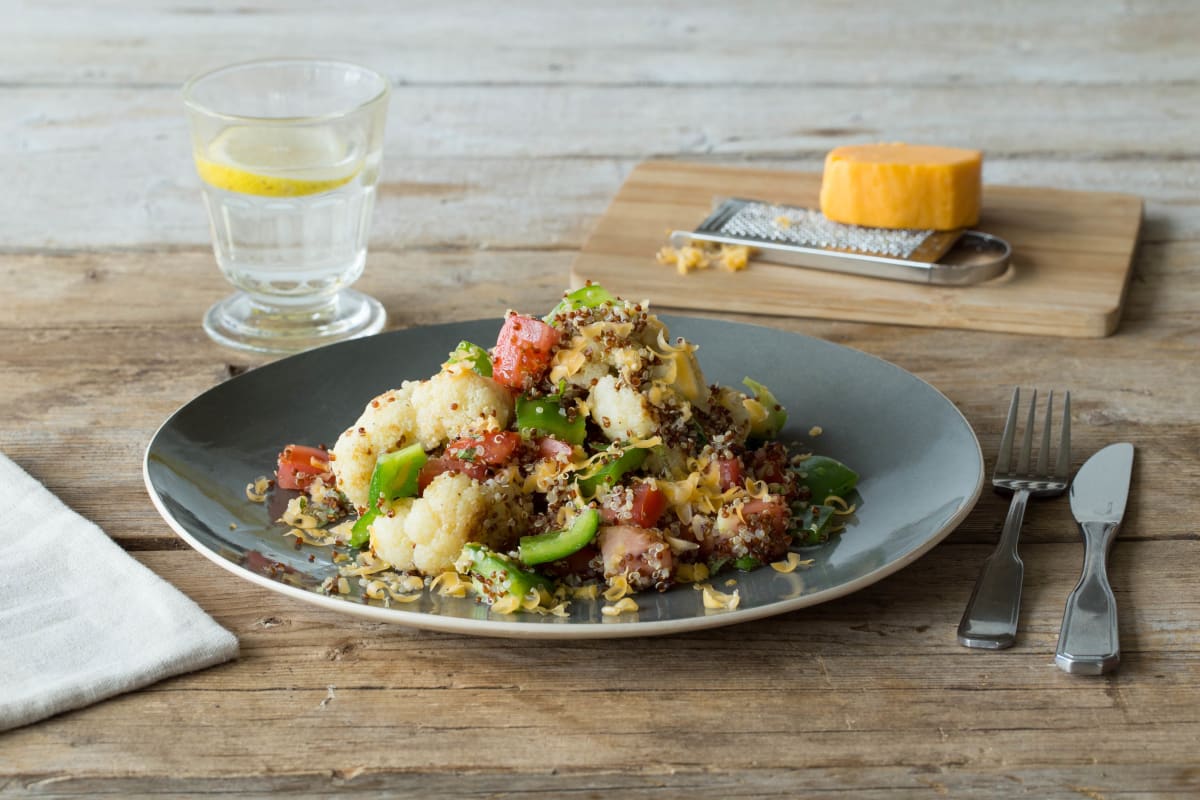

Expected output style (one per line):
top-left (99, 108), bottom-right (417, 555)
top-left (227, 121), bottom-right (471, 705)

top-left (184, 60), bottom-right (390, 354)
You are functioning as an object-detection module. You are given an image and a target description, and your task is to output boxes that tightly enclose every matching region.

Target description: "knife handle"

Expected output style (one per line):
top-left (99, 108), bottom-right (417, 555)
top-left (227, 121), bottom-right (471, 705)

top-left (1056, 519), bottom-right (1120, 674)
top-left (957, 489), bottom-right (1028, 649)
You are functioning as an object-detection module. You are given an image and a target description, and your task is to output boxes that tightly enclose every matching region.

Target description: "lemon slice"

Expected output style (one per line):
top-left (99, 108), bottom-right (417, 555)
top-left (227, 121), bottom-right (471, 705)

top-left (195, 126), bottom-right (362, 197)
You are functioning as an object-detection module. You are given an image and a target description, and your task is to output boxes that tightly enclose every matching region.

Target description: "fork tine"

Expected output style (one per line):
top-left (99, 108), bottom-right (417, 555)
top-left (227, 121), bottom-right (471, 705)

top-left (1017, 388), bottom-right (1037, 475)
top-left (1037, 390), bottom-right (1053, 476)
top-left (1055, 391), bottom-right (1072, 478)
top-left (995, 387), bottom-right (1020, 474)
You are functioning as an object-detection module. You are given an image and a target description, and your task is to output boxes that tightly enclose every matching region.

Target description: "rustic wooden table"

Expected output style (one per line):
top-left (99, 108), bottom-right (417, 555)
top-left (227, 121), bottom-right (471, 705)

top-left (3, 2), bottom-right (1198, 797)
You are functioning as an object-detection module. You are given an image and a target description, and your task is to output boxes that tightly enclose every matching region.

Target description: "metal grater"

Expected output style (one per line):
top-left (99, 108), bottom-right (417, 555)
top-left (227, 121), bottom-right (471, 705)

top-left (670, 197), bottom-right (1011, 285)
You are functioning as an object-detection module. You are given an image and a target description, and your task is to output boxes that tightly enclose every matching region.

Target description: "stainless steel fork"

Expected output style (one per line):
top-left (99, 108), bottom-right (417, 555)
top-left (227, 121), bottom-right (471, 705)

top-left (957, 388), bottom-right (1071, 649)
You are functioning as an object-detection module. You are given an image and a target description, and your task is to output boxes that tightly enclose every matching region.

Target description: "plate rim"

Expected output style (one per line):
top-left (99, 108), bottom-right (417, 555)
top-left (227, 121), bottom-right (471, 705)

top-left (143, 316), bottom-right (983, 639)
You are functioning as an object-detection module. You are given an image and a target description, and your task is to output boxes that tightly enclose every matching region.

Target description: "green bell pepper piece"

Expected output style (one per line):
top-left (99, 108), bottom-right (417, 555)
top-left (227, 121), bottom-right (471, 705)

top-left (348, 509), bottom-right (377, 548)
top-left (743, 377), bottom-right (788, 439)
top-left (460, 543), bottom-right (553, 601)
top-left (794, 455), bottom-right (858, 503)
top-left (369, 443), bottom-right (426, 503)
top-left (733, 556), bottom-right (762, 571)
top-left (348, 444), bottom-right (427, 549)
top-left (445, 340), bottom-right (492, 377)
top-left (515, 394), bottom-right (586, 445)
top-left (544, 284), bottom-right (617, 322)
top-left (576, 446), bottom-right (647, 498)
top-left (518, 508), bottom-right (600, 565)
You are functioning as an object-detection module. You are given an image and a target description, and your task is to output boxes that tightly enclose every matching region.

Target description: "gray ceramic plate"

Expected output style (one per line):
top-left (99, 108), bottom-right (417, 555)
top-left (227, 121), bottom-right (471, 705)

top-left (144, 316), bottom-right (982, 638)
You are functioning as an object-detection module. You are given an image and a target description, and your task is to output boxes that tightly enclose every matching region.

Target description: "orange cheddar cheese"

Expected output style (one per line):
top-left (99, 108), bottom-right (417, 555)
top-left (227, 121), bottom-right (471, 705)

top-left (819, 143), bottom-right (983, 231)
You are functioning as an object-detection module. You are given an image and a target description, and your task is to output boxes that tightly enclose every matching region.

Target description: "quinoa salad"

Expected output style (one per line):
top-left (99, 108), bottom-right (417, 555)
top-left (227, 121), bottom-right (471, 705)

top-left (258, 284), bottom-right (859, 616)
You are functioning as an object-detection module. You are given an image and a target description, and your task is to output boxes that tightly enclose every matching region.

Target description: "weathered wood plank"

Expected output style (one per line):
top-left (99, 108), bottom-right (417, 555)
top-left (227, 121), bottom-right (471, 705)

top-left (9, 84), bottom-right (1200, 164)
top-left (7, 0), bottom-right (1200, 88)
top-left (0, 550), bottom-right (1196, 795)
top-left (4, 765), bottom-right (1196, 800)
top-left (1, 544), bottom-right (1196, 793)
top-left (4, 84), bottom-right (1200, 249)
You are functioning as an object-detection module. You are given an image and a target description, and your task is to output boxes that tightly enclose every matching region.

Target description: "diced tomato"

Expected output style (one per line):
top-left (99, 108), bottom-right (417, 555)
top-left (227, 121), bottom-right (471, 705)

top-left (717, 456), bottom-right (744, 491)
top-left (628, 482), bottom-right (667, 528)
top-left (492, 313), bottom-right (561, 390)
top-left (597, 525), bottom-right (674, 587)
top-left (598, 482), bottom-right (667, 528)
top-left (417, 456), bottom-right (489, 493)
top-left (741, 498), bottom-right (790, 538)
top-left (536, 436), bottom-right (575, 461)
top-left (445, 431), bottom-right (522, 466)
top-left (275, 444), bottom-right (332, 491)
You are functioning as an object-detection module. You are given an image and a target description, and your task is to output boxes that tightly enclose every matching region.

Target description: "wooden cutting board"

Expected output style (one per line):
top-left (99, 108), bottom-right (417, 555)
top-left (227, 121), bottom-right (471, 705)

top-left (570, 161), bottom-right (1143, 337)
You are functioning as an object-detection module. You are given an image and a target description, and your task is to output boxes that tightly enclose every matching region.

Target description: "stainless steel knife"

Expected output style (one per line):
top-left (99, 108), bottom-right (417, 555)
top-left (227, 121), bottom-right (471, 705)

top-left (1055, 442), bottom-right (1134, 675)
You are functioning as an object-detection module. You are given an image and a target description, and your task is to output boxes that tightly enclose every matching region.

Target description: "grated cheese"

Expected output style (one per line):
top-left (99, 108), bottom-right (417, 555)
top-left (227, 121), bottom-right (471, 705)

top-left (573, 436), bottom-right (663, 481)
top-left (770, 552), bottom-right (814, 573)
top-left (603, 574), bottom-right (631, 601)
top-left (285, 528), bottom-right (340, 548)
top-left (601, 597), bottom-right (639, 616)
top-left (656, 242), bottom-right (754, 275)
top-left (701, 584), bottom-right (741, 610)
top-left (338, 555), bottom-right (392, 578)
top-left (382, 586), bottom-right (421, 603)
top-left (572, 584), bottom-right (600, 600)
top-left (431, 570), bottom-right (470, 598)
top-left (828, 495), bottom-right (857, 515)
top-left (490, 594), bottom-right (522, 615)
top-left (245, 476), bottom-right (271, 503)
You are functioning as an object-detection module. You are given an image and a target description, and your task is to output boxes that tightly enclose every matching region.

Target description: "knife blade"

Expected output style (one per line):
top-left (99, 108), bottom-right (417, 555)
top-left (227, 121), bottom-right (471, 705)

top-left (1056, 442), bottom-right (1134, 675)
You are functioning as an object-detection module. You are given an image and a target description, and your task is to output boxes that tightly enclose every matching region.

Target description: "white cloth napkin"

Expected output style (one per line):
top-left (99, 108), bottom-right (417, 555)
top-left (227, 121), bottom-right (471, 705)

top-left (0, 452), bottom-right (239, 731)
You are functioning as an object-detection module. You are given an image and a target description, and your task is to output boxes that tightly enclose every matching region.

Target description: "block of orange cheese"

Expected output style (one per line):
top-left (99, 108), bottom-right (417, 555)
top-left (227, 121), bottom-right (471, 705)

top-left (819, 143), bottom-right (983, 230)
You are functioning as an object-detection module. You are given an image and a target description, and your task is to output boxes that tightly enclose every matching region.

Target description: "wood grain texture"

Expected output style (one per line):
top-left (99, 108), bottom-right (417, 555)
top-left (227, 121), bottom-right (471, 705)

top-left (2, 0), bottom-right (1200, 797)
top-left (571, 161), bottom-right (1143, 336)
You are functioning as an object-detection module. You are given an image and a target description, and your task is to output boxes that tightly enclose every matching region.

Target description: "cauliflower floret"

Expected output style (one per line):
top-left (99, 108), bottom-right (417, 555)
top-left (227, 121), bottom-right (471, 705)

top-left (589, 374), bottom-right (656, 441)
top-left (410, 368), bottom-right (513, 446)
top-left (331, 369), bottom-right (513, 510)
top-left (331, 382), bottom-right (420, 510)
top-left (552, 338), bottom-right (647, 392)
top-left (556, 357), bottom-right (614, 393)
top-left (606, 345), bottom-right (646, 381)
top-left (368, 471), bottom-right (525, 575)
top-left (369, 499), bottom-right (417, 568)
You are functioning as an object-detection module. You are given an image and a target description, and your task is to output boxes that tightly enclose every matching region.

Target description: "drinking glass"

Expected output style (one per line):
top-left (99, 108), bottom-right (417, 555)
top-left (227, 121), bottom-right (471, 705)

top-left (184, 60), bottom-right (390, 353)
